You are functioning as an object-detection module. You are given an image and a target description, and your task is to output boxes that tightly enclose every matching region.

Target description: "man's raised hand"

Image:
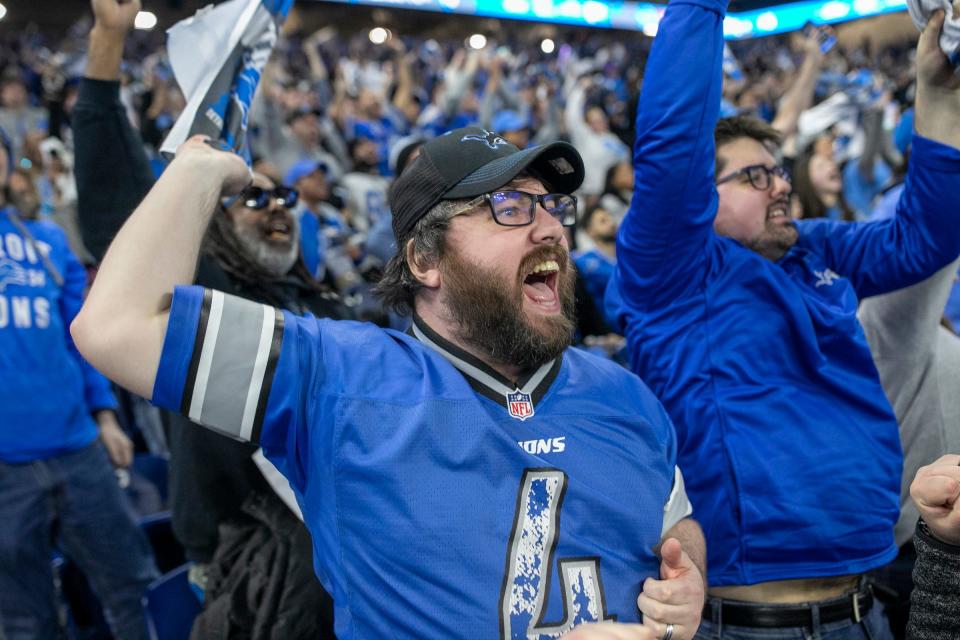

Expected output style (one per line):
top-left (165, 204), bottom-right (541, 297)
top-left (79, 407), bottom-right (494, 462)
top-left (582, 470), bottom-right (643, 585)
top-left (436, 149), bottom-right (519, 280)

top-left (636, 538), bottom-right (705, 640)
top-left (915, 10), bottom-right (960, 149)
top-left (911, 454), bottom-right (960, 545)
top-left (174, 136), bottom-right (252, 198)
top-left (91, 0), bottom-right (141, 34)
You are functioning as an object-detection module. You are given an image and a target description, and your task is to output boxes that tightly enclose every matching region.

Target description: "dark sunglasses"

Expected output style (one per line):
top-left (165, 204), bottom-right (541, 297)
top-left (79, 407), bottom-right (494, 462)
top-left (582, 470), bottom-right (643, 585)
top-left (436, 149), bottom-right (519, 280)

top-left (224, 186), bottom-right (299, 210)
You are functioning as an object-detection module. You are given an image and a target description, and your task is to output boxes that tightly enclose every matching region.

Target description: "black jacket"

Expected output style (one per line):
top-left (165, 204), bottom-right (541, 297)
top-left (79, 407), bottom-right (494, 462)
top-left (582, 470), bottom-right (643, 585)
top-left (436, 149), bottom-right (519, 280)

top-left (907, 521), bottom-right (960, 640)
top-left (191, 491), bottom-right (335, 640)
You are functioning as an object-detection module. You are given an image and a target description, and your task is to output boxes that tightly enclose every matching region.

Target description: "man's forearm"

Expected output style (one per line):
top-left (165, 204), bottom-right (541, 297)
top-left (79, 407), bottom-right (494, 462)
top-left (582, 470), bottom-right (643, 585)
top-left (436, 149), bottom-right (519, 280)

top-left (72, 156), bottom-right (227, 399)
top-left (772, 53), bottom-right (820, 137)
top-left (86, 25), bottom-right (126, 81)
top-left (662, 518), bottom-right (707, 584)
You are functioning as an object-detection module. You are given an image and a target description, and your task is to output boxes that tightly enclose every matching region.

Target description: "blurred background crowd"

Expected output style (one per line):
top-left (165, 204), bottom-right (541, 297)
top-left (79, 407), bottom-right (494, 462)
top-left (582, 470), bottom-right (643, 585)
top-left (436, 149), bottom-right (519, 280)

top-left (0, 0), bottom-right (952, 637)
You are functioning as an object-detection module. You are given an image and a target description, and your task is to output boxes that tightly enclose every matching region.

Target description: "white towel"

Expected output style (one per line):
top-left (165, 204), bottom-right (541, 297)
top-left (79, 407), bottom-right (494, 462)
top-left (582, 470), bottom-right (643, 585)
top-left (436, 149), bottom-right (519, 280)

top-left (907, 0), bottom-right (960, 71)
top-left (160, 0), bottom-right (294, 160)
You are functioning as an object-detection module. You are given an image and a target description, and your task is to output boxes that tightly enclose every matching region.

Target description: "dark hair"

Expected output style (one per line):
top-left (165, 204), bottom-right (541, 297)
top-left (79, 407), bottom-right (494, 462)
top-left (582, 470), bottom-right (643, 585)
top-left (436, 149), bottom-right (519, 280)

top-left (714, 115), bottom-right (782, 175)
top-left (372, 199), bottom-right (465, 315)
top-left (792, 147), bottom-right (855, 222)
top-left (602, 162), bottom-right (630, 205)
top-left (579, 202), bottom-right (608, 232)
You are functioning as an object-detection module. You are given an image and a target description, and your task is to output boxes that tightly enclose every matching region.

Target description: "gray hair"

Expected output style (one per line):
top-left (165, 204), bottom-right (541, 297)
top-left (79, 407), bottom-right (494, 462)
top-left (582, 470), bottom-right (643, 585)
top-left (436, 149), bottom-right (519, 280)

top-left (373, 199), bottom-right (470, 315)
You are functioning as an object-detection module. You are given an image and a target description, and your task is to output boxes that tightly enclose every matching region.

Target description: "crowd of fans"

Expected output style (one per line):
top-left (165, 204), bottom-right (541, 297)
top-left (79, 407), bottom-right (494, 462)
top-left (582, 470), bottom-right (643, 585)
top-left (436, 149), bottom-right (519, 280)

top-left (1, 0), bottom-right (959, 638)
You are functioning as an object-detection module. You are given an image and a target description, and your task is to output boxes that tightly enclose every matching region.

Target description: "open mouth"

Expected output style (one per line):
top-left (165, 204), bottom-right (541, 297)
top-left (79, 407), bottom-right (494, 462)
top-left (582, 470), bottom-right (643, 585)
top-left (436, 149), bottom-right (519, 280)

top-left (767, 202), bottom-right (789, 222)
top-left (263, 219), bottom-right (293, 243)
top-left (522, 259), bottom-right (561, 313)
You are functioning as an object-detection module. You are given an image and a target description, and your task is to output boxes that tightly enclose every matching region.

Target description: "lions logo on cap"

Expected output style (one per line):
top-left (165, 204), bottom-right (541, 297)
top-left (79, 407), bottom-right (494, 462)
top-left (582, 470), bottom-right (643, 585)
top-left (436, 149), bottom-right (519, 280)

top-left (461, 129), bottom-right (509, 150)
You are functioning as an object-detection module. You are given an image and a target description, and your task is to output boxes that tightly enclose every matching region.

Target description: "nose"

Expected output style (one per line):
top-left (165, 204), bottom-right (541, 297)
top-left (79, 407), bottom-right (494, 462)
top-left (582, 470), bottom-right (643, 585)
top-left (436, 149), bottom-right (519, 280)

top-left (770, 174), bottom-right (791, 199)
top-left (529, 203), bottom-right (565, 246)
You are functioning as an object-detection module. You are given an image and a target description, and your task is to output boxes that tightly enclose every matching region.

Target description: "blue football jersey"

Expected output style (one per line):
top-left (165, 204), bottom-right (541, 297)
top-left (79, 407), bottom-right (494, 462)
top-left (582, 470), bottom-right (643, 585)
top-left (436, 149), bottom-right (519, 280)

top-left (152, 286), bottom-right (690, 639)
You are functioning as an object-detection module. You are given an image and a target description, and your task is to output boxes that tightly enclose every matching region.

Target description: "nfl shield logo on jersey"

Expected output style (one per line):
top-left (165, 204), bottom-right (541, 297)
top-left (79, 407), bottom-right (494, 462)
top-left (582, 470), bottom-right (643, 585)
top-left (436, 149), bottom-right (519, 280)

top-left (507, 390), bottom-right (535, 421)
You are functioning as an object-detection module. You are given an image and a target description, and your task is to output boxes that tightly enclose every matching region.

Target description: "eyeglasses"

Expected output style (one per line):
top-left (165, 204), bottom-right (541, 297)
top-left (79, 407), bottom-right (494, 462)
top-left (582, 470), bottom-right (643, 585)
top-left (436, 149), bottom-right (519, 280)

top-left (453, 190), bottom-right (578, 227)
top-left (224, 186), bottom-right (299, 210)
top-left (716, 164), bottom-right (791, 191)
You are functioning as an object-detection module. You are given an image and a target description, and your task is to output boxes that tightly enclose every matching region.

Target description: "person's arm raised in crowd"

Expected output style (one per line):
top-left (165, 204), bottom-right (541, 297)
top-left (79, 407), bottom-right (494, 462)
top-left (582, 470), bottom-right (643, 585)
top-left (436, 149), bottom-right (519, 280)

top-left (250, 62), bottom-right (289, 160)
top-left (794, 12), bottom-right (960, 299)
top-left (303, 29), bottom-right (333, 106)
top-left (770, 31), bottom-right (826, 138)
top-left (532, 83), bottom-right (563, 146)
top-left (906, 454), bottom-right (960, 640)
top-left (74, 0), bottom-right (156, 262)
top-left (562, 78), bottom-right (592, 144)
top-left (856, 100), bottom-right (891, 183)
top-left (478, 57), bottom-right (503, 129)
top-left (71, 137), bottom-right (252, 400)
top-left (390, 41), bottom-right (416, 119)
top-left (441, 49), bottom-right (480, 116)
top-left (607, 0), bottom-right (726, 319)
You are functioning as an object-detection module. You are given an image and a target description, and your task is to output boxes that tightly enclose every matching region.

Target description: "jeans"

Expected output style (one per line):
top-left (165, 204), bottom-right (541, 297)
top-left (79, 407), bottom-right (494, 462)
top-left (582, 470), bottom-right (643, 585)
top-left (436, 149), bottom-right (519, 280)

top-left (0, 441), bottom-right (158, 640)
top-left (695, 594), bottom-right (894, 640)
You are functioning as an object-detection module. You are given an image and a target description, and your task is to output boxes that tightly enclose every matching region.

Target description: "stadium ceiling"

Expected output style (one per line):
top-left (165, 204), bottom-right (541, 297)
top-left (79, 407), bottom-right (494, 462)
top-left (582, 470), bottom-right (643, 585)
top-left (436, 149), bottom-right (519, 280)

top-left (11, 0), bottom-right (908, 40)
top-left (302, 0), bottom-right (909, 38)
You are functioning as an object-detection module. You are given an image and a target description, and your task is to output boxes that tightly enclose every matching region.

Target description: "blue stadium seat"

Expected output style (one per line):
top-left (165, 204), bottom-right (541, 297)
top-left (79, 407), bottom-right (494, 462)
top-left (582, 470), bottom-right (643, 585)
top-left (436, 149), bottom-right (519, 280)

top-left (132, 453), bottom-right (169, 504)
top-left (143, 564), bottom-right (202, 640)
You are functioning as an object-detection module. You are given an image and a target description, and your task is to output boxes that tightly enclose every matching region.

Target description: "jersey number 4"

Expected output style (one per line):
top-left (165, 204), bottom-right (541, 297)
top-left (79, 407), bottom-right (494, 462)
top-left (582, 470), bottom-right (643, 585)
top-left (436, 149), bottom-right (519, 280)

top-left (499, 469), bottom-right (614, 639)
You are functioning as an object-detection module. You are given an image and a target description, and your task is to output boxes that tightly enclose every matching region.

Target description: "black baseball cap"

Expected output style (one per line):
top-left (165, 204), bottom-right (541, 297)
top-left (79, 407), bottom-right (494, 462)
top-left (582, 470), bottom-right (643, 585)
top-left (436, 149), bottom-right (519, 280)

top-left (389, 126), bottom-right (584, 242)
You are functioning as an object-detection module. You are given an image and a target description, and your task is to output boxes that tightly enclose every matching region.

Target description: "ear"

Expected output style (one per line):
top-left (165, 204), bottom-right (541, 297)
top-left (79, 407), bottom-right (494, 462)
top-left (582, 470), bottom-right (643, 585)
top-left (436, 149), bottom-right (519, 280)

top-left (406, 239), bottom-right (441, 290)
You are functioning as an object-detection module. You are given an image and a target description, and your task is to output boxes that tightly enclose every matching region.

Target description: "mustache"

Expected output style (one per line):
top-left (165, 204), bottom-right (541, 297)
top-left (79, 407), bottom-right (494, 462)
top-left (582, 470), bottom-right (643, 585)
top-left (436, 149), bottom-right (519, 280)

top-left (766, 197), bottom-right (791, 213)
top-left (516, 245), bottom-right (570, 280)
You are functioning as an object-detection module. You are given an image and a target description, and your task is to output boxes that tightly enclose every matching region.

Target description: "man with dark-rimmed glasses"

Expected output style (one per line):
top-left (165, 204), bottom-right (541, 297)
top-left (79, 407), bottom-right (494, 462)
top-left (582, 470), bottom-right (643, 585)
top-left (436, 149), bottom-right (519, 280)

top-left (605, 1), bottom-right (960, 638)
top-left (72, 123), bottom-right (710, 639)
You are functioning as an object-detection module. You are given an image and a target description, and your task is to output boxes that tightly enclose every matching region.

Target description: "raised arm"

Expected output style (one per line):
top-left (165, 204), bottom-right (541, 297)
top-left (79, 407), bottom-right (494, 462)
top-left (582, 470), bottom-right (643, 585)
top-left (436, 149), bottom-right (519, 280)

top-left (771, 31), bottom-right (826, 138)
top-left (794, 13), bottom-right (960, 298)
top-left (71, 139), bottom-right (251, 399)
top-left (610, 0), bottom-right (727, 314)
top-left (74, 0), bottom-right (156, 262)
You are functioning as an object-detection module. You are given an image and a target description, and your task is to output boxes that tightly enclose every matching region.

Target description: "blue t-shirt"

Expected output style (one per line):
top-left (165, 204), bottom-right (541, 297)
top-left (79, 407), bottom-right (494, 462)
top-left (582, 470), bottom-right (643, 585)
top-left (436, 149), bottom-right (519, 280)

top-left (0, 207), bottom-right (116, 462)
top-left (152, 286), bottom-right (690, 639)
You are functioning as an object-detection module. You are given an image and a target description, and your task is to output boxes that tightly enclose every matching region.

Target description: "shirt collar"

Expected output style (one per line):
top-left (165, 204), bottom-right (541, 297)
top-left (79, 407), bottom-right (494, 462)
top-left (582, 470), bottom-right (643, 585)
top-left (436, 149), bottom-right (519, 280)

top-left (409, 313), bottom-right (562, 414)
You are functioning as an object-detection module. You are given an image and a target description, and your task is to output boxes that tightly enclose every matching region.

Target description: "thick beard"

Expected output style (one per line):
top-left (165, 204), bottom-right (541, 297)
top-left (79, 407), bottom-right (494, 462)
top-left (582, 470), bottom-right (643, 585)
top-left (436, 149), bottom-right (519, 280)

top-left (440, 246), bottom-right (576, 372)
top-left (746, 219), bottom-right (799, 262)
top-left (234, 224), bottom-right (299, 277)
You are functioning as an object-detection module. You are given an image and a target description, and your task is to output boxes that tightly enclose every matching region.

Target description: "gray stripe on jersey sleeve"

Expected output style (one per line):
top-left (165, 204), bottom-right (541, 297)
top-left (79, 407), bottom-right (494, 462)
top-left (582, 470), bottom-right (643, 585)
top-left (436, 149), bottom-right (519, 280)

top-left (192, 292), bottom-right (274, 440)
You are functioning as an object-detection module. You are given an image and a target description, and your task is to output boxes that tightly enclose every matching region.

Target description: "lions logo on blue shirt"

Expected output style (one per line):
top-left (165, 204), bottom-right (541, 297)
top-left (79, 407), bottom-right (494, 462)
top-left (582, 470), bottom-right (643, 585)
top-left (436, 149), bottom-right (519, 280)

top-left (507, 390), bottom-right (535, 421)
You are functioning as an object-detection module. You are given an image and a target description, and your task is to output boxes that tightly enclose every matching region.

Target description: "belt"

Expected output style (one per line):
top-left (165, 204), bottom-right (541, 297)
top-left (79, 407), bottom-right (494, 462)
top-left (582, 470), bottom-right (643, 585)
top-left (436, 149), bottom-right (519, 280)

top-left (702, 587), bottom-right (874, 628)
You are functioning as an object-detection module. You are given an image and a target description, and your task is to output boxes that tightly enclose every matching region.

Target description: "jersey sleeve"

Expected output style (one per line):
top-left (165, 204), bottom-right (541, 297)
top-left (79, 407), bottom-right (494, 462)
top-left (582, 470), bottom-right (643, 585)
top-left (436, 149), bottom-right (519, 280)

top-left (152, 285), bottom-right (326, 491)
top-left (152, 286), bottom-right (287, 442)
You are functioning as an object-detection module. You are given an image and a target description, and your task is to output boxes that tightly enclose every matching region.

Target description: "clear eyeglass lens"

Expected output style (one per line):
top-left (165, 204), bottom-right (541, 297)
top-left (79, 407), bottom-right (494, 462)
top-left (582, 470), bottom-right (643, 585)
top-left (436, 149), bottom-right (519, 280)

top-left (748, 166), bottom-right (770, 190)
top-left (492, 191), bottom-right (535, 224)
